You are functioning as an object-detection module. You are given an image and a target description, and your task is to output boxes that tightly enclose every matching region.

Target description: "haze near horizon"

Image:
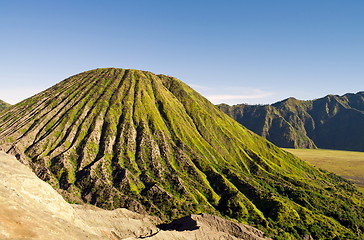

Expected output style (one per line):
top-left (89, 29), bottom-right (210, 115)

top-left (0, 1), bottom-right (363, 105)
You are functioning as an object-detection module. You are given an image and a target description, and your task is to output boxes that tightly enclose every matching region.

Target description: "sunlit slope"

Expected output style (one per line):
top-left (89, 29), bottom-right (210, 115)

top-left (284, 148), bottom-right (364, 193)
top-left (0, 68), bottom-right (363, 239)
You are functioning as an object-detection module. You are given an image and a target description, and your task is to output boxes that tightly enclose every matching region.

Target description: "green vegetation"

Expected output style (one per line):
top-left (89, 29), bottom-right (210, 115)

top-left (0, 68), bottom-right (363, 239)
top-left (218, 92), bottom-right (364, 151)
top-left (0, 99), bottom-right (10, 112)
top-left (285, 148), bottom-right (364, 193)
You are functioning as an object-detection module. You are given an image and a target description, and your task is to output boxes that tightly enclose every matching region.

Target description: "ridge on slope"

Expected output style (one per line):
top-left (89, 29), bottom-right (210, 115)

top-left (0, 68), bottom-right (363, 239)
top-left (218, 92), bottom-right (364, 151)
top-left (0, 99), bottom-right (10, 112)
top-left (0, 151), bottom-right (270, 240)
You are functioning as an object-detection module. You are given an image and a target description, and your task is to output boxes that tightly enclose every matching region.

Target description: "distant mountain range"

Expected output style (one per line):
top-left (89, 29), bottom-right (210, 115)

top-left (218, 92), bottom-right (364, 151)
top-left (0, 69), bottom-right (363, 239)
top-left (0, 99), bottom-right (10, 112)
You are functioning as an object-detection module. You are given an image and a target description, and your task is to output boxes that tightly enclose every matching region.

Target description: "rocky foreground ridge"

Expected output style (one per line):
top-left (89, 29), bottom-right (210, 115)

top-left (0, 151), bottom-right (270, 240)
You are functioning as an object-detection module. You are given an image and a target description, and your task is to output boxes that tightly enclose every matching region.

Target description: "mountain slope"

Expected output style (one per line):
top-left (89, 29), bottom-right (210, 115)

top-left (0, 68), bottom-right (363, 239)
top-left (0, 99), bottom-right (10, 112)
top-left (0, 151), bottom-right (271, 240)
top-left (218, 92), bottom-right (364, 151)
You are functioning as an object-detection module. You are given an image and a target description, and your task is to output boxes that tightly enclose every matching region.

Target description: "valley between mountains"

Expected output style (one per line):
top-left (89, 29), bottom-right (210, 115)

top-left (0, 68), bottom-right (363, 239)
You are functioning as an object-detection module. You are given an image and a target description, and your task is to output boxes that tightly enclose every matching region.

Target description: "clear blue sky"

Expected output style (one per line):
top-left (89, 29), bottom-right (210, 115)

top-left (1, 1), bottom-right (363, 105)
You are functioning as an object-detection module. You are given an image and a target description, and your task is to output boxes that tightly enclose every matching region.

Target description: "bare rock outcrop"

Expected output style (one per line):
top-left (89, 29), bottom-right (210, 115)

top-left (154, 214), bottom-right (271, 240)
top-left (0, 151), bottom-right (271, 239)
top-left (0, 151), bottom-right (159, 240)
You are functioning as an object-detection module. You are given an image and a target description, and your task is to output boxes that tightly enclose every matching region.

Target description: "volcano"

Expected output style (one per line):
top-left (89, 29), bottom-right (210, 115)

top-left (0, 68), bottom-right (363, 239)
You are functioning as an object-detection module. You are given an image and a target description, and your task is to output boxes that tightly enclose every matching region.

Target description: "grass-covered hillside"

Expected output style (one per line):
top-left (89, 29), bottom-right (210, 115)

top-left (218, 92), bottom-right (364, 151)
top-left (0, 99), bottom-right (10, 112)
top-left (0, 68), bottom-right (363, 239)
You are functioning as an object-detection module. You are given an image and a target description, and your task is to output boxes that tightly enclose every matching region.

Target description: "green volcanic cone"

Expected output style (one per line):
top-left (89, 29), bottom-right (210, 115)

top-left (0, 68), bottom-right (363, 239)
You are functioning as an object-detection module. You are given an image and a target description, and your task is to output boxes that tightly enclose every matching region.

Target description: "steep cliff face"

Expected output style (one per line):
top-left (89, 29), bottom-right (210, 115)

top-left (0, 68), bottom-right (363, 239)
top-left (218, 101), bottom-right (316, 149)
top-left (218, 92), bottom-right (364, 151)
